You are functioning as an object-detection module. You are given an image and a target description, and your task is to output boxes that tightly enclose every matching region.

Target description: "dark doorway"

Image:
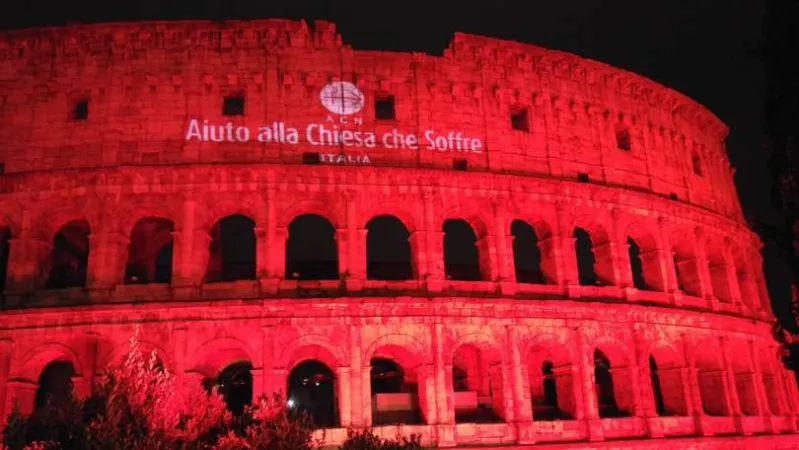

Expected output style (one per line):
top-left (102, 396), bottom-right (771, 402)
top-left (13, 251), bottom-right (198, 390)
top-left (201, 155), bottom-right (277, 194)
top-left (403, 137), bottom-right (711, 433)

top-left (285, 215), bottom-right (338, 280)
top-left (511, 220), bottom-right (544, 284)
top-left (574, 227), bottom-right (598, 286)
top-left (366, 215), bottom-right (412, 280)
top-left (216, 361), bottom-right (253, 416)
top-left (34, 361), bottom-right (75, 410)
top-left (205, 215), bottom-right (256, 282)
top-left (287, 360), bottom-right (338, 428)
top-left (443, 219), bottom-right (481, 281)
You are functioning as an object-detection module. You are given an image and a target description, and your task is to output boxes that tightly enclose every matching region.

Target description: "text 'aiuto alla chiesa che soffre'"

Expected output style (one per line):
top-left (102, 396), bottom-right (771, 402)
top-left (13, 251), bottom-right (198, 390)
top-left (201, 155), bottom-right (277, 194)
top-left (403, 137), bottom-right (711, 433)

top-left (0, 18), bottom-right (797, 449)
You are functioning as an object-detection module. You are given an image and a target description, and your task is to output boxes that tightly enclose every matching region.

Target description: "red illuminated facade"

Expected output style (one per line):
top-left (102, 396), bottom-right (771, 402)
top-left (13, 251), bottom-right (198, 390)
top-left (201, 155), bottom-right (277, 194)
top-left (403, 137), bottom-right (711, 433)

top-left (0, 19), bottom-right (797, 447)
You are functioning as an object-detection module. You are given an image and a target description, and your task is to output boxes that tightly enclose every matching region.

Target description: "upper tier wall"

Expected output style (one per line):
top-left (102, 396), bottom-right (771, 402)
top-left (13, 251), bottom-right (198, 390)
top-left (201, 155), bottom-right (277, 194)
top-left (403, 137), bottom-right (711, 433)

top-left (0, 19), bottom-right (742, 220)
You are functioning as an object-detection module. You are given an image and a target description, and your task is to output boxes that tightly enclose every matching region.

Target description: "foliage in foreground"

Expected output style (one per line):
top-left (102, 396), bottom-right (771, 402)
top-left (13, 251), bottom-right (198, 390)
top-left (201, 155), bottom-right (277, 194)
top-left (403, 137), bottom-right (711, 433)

top-left (1, 333), bottom-right (430, 450)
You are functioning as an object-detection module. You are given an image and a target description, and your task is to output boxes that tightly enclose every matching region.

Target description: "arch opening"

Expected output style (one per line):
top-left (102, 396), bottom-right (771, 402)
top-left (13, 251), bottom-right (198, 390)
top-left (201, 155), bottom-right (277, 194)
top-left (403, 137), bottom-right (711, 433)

top-left (451, 344), bottom-right (503, 424)
top-left (205, 215), bottom-right (256, 283)
top-left (759, 349), bottom-right (784, 416)
top-left (594, 349), bottom-right (631, 418)
top-left (672, 235), bottom-right (702, 297)
top-left (649, 348), bottom-right (688, 416)
top-left (287, 360), bottom-right (338, 428)
top-left (528, 344), bottom-right (575, 421)
top-left (370, 357), bottom-right (423, 425)
top-left (733, 248), bottom-right (759, 311)
top-left (695, 347), bottom-right (728, 416)
top-left (366, 215), bottom-right (412, 280)
top-left (706, 243), bottom-right (732, 303)
top-left (208, 361), bottom-right (253, 416)
top-left (125, 217), bottom-right (174, 284)
top-left (34, 360), bottom-right (75, 411)
top-left (0, 226), bottom-right (10, 292)
top-left (443, 219), bottom-right (482, 281)
top-left (627, 235), bottom-right (664, 291)
top-left (46, 220), bottom-right (90, 289)
top-left (511, 220), bottom-right (546, 284)
top-left (286, 214), bottom-right (338, 280)
top-left (574, 227), bottom-right (605, 286)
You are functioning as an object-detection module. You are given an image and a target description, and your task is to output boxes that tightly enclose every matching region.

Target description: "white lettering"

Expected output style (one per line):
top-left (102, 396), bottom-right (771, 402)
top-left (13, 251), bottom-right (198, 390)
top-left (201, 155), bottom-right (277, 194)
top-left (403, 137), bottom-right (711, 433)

top-left (185, 119), bottom-right (202, 141)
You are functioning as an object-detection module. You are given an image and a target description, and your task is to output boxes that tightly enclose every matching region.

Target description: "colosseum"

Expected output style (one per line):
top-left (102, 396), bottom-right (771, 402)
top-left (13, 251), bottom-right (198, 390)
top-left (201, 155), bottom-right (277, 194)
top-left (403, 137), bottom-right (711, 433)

top-left (0, 18), bottom-right (797, 448)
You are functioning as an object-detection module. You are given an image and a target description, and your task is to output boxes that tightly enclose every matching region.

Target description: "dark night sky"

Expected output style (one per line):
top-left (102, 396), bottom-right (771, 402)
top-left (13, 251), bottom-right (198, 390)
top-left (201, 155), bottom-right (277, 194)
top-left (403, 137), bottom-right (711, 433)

top-left (2, 1), bottom-right (791, 326)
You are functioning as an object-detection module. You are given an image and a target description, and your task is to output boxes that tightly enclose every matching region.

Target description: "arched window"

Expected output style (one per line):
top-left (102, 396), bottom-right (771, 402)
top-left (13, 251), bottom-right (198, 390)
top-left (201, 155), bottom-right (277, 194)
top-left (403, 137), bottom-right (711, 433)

top-left (452, 344), bottom-right (503, 424)
top-left (216, 361), bottom-right (253, 416)
top-left (649, 348), bottom-right (688, 416)
top-left (511, 220), bottom-right (545, 284)
top-left (286, 215), bottom-right (338, 280)
top-left (443, 219), bottom-right (481, 281)
top-left (125, 217), bottom-right (174, 284)
top-left (542, 362), bottom-right (558, 411)
top-left (626, 233), bottom-right (665, 292)
top-left (370, 357), bottom-right (422, 425)
top-left (205, 215), bottom-right (256, 283)
top-left (34, 360), bottom-right (75, 410)
top-left (672, 234), bottom-right (702, 297)
top-left (628, 237), bottom-right (646, 290)
top-left (453, 366), bottom-right (469, 392)
top-left (733, 247), bottom-right (759, 311)
top-left (616, 127), bottom-right (631, 151)
top-left (47, 220), bottom-right (90, 289)
top-left (366, 215), bottom-right (412, 280)
top-left (287, 360), bottom-right (338, 428)
top-left (0, 226), bottom-right (10, 292)
top-left (528, 344), bottom-right (574, 421)
top-left (594, 350), bottom-right (620, 418)
top-left (649, 356), bottom-right (666, 416)
top-left (706, 241), bottom-right (732, 302)
top-left (695, 346), bottom-right (727, 416)
top-left (691, 151), bottom-right (703, 176)
top-left (574, 227), bottom-right (598, 286)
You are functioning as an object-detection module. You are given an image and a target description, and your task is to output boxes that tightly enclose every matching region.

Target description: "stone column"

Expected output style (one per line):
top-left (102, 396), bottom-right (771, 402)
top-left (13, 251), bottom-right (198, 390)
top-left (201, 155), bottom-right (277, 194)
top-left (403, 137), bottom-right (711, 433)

top-left (555, 203), bottom-right (579, 292)
top-left (423, 191), bottom-right (444, 292)
top-left (681, 335), bottom-right (711, 436)
top-left (574, 328), bottom-right (603, 441)
top-left (493, 201), bottom-right (516, 295)
top-left (337, 366), bottom-right (352, 428)
top-left (633, 330), bottom-right (663, 438)
top-left (335, 229), bottom-right (349, 281)
top-left (720, 337), bottom-right (747, 435)
top-left (171, 198), bottom-right (199, 293)
top-left (694, 243), bottom-right (714, 306)
top-left (748, 340), bottom-right (768, 415)
top-left (656, 220), bottom-right (679, 295)
top-left (476, 233), bottom-right (499, 282)
top-left (507, 326), bottom-right (535, 444)
top-left (0, 339), bottom-right (12, 422)
top-left (408, 230), bottom-right (428, 281)
top-left (254, 226), bottom-right (268, 279)
top-left (349, 325), bottom-right (369, 427)
top-left (432, 324), bottom-right (454, 430)
top-left (722, 244), bottom-right (743, 307)
top-left (348, 229), bottom-right (367, 291)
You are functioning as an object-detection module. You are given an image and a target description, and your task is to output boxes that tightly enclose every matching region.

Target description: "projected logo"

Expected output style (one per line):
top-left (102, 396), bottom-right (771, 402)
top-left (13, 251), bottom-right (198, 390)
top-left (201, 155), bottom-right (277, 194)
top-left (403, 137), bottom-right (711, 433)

top-left (319, 81), bottom-right (364, 115)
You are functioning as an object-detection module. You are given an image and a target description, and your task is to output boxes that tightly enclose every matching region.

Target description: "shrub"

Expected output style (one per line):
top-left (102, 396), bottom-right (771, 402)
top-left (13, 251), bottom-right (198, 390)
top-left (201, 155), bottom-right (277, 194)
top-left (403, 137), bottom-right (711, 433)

top-left (339, 428), bottom-right (426, 450)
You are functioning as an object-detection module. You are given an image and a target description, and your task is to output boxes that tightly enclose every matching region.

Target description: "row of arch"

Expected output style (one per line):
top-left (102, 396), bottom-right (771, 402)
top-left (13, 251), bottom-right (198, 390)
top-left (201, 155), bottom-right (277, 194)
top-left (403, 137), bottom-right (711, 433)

top-left (0, 212), bottom-right (761, 309)
top-left (27, 335), bottom-right (789, 429)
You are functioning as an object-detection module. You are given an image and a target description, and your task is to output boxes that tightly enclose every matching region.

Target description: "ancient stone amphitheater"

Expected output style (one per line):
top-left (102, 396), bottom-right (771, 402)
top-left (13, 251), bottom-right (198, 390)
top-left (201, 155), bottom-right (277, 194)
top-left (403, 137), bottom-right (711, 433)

top-left (0, 19), bottom-right (796, 448)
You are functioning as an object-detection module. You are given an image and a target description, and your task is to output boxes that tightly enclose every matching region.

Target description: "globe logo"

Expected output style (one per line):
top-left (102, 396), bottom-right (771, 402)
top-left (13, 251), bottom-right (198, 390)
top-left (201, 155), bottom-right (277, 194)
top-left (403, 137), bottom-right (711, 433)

top-left (319, 81), bottom-right (364, 115)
